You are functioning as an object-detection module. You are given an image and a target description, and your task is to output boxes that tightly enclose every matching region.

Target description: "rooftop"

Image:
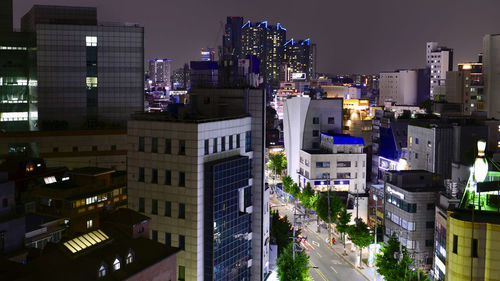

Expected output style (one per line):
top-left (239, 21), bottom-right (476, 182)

top-left (69, 167), bottom-right (115, 177)
top-left (131, 111), bottom-right (250, 123)
top-left (103, 208), bottom-right (150, 227)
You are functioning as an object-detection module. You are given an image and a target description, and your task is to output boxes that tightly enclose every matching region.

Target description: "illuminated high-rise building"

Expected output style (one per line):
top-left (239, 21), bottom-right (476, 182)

top-left (426, 42), bottom-right (453, 100)
top-left (200, 48), bottom-right (215, 61)
top-left (149, 58), bottom-right (172, 89)
top-left (283, 39), bottom-right (313, 81)
top-left (241, 21), bottom-right (286, 87)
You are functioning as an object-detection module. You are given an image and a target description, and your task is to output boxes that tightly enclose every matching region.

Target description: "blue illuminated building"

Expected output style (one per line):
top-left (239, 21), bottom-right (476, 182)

top-left (284, 38), bottom-right (313, 81)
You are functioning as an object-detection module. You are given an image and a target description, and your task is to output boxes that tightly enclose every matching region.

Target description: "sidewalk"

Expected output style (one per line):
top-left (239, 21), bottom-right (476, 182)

top-left (272, 194), bottom-right (384, 281)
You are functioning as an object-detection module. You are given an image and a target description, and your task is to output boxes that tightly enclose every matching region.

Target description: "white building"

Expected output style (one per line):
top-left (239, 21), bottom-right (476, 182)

top-left (298, 133), bottom-right (367, 194)
top-left (283, 96), bottom-right (343, 183)
top-left (483, 34), bottom-right (500, 119)
top-left (379, 70), bottom-right (418, 105)
top-left (426, 42), bottom-right (453, 100)
top-left (128, 88), bottom-right (270, 281)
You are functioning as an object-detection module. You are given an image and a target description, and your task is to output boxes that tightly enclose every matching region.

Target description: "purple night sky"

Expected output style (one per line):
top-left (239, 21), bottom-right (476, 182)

top-left (13, 0), bottom-right (500, 74)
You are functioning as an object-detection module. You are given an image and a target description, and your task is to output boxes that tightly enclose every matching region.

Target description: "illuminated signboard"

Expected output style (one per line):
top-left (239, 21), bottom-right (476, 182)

top-left (379, 157), bottom-right (398, 171)
top-left (387, 186), bottom-right (405, 199)
top-left (170, 90), bottom-right (188, 96)
top-left (291, 73), bottom-right (306, 80)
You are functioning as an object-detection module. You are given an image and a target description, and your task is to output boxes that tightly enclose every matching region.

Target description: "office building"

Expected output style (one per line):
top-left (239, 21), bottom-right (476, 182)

top-left (445, 141), bottom-right (500, 281)
top-left (149, 59), bottom-right (172, 89)
top-left (21, 5), bottom-right (144, 129)
top-left (298, 133), bottom-right (367, 194)
top-left (379, 69), bottom-right (430, 106)
top-left (222, 17), bottom-right (243, 60)
top-left (127, 88), bottom-right (269, 281)
top-left (283, 96), bottom-right (343, 183)
top-left (189, 61), bottom-right (218, 88)
top-left (383, 170), bottom-right (442, 270)
top-left (284, 39), bottom-right (313, 81)
top-left (342, 99), bottom-right (373, 146)
top-left (426, 42), bottom-right (453, 100)
top-left (482, 34), bottom-right (500, 119)
top-left (0, 0), bottom-right (37, 131)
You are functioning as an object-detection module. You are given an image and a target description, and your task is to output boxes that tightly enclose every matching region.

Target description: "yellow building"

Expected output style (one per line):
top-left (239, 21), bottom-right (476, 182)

top-left (446, 140), bottom-right (500, 281)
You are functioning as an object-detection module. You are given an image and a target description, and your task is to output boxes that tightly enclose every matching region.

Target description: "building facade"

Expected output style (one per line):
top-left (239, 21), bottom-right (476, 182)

top-left (149, 58), bottom-right (172, 89)
top-left (283, 39), bottom-right (313, 81)
top-left (426, 42), bottom-right (453, 100)
top-left (482, 34), bottom-right (500, 119)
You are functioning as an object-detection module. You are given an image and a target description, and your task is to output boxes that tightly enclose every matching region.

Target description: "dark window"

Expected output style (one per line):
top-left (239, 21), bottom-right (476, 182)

top-left (213, 138), bottom-right (218, 153)
top-left (415, 138), bottom-right (419, 144)
top-left (165, 170), bottom-right (171, 185)
top-left (53, 147), bottom-right (59, 153)
top-left (427, 203), bottom-right (435, 210)
top-left (425, 240), bottom-right (434, 247)
top-left (165, 201), bottom-right (171, 217)
top-left (111, 145), bottom-right (116, 151)
top-left (179, 172), bottom-right (185, 187)
top-left (72, 146), bottom-right (78, 152)
top-left (426, 221), bottom-right (434, 229)
top-left (328, 117), bottom-right (335, 124)
top-left (165, 232), bottom-right (171, 246)
top-left (179, 203), bottom-right (185, 219)
top-left (236, 134), bottom-right (241, 148)
top-left (472, 238), bottom-right (478, 258)
top-left (152, 230), bottom-right (158, 241)
top-left (453, 235), bottom-right (458, 254)
top-left (92, 146), bottom-right (98, 151)
top-left (139, 197), bottom-right (145, 213)
top-left (245, 131), bottom-right (251, 152)
top-left (139, 137), bottom-right (144, 152)
top-left (151, 199), bottom-right (158, 214)
top-left (415, 153), bottom-right (418, 159)
top-left (179, 140), bottom-right (186, 155)
top-left (151, 137), bottom-right (158, 153)
top-left (312, 117), bottom-right (319, 124)
top-left (138, 167), bottom-right (145, 182)
top-left (229, 135), bottom-right (233, 149)
top-left (179, 235), bottom-right (185, 250)
top-left (165, 139), bottom-right (171, 154)
top-left (312, 130), bottom-right (319, 137)
top-left (204, 139), bottom-right (209, 155)
top-left (151, 169), bottom-right (158, 183)
top-left (2, 198), bottom-right (7, 208)
top-left (221, 136), bottom-right (225, 152)
top-left (179, 266), bottom-right (185, 281)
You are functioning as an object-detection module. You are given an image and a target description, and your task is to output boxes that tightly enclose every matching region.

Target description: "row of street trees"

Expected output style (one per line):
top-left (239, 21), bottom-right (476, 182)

top-left (280, 175), bottom-right (374, 268)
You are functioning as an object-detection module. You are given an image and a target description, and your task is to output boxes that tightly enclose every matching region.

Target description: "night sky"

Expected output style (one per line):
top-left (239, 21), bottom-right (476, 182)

top-left (13, 0), bottom-right (500, 74)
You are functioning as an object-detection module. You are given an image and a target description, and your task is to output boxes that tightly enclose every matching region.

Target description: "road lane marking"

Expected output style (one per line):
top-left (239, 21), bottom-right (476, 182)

top-left (330, 266), bottom-right (338, 274)
top-left (309, 261), bottom-right (328, 281)
top-left (312, 241), bottom-right (320, 247)
top-left (316, 252), bottom-right (322, 258)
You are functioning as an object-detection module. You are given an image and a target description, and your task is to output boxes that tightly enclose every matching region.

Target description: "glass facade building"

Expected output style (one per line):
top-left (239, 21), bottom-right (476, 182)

top-left (204, 156), bottom-right (252, 281)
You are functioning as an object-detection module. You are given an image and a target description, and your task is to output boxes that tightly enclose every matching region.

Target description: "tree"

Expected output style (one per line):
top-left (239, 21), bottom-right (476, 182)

top-left (290, 183), bottom-right (300, 199)
top-left (299, 183), bottom-right (316, 212)
top-left (347, 219), bottom-right (373, 268)
top-left (282, 176), bottom-right (293, 195)
top-left (270, 209), bottom-right (297, 254)
top-left (267, 152), bottom-right (287, 178)
top-left (315, 192), bottom-right (343, 223)
top-left (276, 243), bottom-right (310, 281)
top-left (376, 233), bottom-right (431, 281)
top-left (336, 207), bottom-right (352, 255)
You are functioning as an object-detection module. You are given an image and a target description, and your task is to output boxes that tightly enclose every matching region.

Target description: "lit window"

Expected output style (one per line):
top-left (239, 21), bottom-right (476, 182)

top-left (86, 77), bottom-right (98, 88)
top-left (98, 265), bottom-right (106, 278)
top-left (113, 258), bottom-right (120, 271)
top-left (87, 219), bottom-right (93, 229)
top-left (43, 176), bottom-right (57, 184)
top-left (126, 250), bottom-right (134, 264)
top-left (86, 36), bottom-right (97, 47)
top-left (498, 141), bottom-right (500, 148)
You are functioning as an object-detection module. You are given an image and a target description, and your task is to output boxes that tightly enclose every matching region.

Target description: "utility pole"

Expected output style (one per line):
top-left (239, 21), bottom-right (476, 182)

top-left (374, 194), bottom-right (378, 245)
top-left (327, 188), bottom-right (332, 245)
top-left (293, 202), bottom-right (296, 261)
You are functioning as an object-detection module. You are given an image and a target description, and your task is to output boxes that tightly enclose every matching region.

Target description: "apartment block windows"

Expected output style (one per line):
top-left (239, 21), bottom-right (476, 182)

top-left (312, 130), bottom-right (319, 137)
top-left (165, 139), bottom-right (171, 154)
top-left (151, 137), bottom-right (158, 153)
top-left (213, 138), bottom-right (218, 153)
top-left (312, 117), bottom-right (319, 124)
top-left (151, 199), bottom-right (158, 214)
top-left (236, 134), bottom-right (241, 148)
top-left (179, 235), bottom-right (185, 250)
top-left (453, 235), bottom-right (458, 254)
top-left (151, 169), bottom-right (158, 184)
top-left (138, 167), bottom-right (145, 182)
top-left (472, 239), bottom-right (478, 258)
top-left (204, 139), bottom-right (209, 155)
top-left (86, 36), bottom-right (98, 126)
top-left (178, 140), bottom-right (186, 155)
top-left (179, 266), bottom-right (185, 281)
top-left (86, 36), bottom-right (97, 47)
top-left (165, 232), bottom-right (171, 246)
top-left (179, 172), bottom-right (185, 187)
top-left (316, 162), bottom-right (330, 168)
top-left (138, 137), bottom-right (145, 152)
top-left (229, 135), bottom-right (233, 150)
top-left (139, 197), bottom-right (145, 213)
top-left (221, 136), bottom-right (226, 152)
top-left (152, 230), bottom-right (158, 242)
top-left (328, 117), bottom-right (335, 124)
top-left (86, 219), bottom-right (93, 229)
top-left (165, 170), bottom-right (171, 185)
top-left (179, 203), bottom-right (185, 219)
top-left (165, 201), bottom-right (171, 217)
top-left (245, 131), bottom-right (252, 152)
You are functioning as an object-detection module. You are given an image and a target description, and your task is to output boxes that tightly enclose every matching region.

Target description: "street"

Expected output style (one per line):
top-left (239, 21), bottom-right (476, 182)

top-left (270, 195), bottom-right (368, 281)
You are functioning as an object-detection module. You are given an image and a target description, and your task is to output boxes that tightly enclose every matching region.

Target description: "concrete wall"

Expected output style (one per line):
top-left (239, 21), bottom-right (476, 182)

top-left (483, 34), bottom-right (500, 119)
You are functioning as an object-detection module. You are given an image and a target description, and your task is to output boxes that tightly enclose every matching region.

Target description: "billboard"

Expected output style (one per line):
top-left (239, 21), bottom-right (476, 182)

top-left (291, 72), bottom-right (306, 80)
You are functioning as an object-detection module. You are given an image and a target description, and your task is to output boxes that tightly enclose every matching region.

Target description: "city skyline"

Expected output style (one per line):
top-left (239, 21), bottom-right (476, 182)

top-left (12, 0), bottom-right (500, 74)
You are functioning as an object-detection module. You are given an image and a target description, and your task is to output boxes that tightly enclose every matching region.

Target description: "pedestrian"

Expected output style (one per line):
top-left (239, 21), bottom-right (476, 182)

top-left (332, 238), bottom-right (336, 244)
